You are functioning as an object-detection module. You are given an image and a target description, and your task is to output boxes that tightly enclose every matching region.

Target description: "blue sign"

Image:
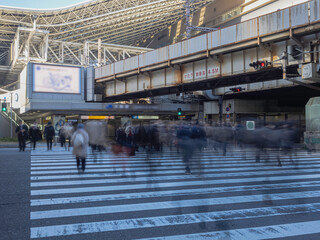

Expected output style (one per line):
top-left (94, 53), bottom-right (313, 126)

top-left (106, 104), bottom-right (113, 109)
top-left (132, 116), bottom-right (138, 119)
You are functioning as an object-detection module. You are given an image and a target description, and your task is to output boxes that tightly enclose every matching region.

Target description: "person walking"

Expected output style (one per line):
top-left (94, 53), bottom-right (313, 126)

top-left (44, 121), bottom-right (55, 151)
top-left (71, 123), bottom-right (89, 173)
top-left (29, 122), bottom-right (42, 150)
top-left (58, 124), bottom-right (66, 148)
top-left (15, 120), bottom-right (28, 152)
top-left (176, 123), bottom-right (194, 174)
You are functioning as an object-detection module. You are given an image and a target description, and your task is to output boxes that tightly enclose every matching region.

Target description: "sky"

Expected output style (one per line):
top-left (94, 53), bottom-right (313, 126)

top-left (0, 0), bottom-right (89, 9)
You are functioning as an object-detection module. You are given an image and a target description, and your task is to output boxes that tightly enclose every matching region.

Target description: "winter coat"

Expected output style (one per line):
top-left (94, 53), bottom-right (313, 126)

top-left (44, 125), bottom-right (55, 140)
top-left (15, 124), bottom-right (29, 140)
top-left (71, 129), bottom-right (89, 158)
top-left (29, 127), bottom-right (42, 142)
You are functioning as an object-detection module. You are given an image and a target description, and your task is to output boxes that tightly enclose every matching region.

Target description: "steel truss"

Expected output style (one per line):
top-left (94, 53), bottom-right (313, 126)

top-left (0, 0), bottom-right (212, 68)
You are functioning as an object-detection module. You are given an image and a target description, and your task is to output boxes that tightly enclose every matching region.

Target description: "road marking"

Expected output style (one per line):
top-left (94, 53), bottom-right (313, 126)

top-left (30, 190), bottom-right (320, 219)
top-left (30, 173), bottom-right (320, 196)
top-left (30, 149), bottom-right (320, 239)
top-left (30, 204), bottom-right (320, 238)
top-left (30, 164), bottom-right (320, 181)
top-left (30, 168), bottom-right (320, 187)
top-left (31, 181), bottom-right (320, 206)
top-left (138, 220), bottom-right (320, 240)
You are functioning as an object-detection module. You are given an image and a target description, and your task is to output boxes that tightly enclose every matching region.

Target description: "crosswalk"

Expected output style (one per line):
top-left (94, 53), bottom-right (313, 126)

top-left (30, 147), bottom-right (320, 239)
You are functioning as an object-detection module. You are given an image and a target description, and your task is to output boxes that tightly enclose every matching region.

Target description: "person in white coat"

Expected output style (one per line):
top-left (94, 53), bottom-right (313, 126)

top-left (71, 123), bottom-right (89, 173)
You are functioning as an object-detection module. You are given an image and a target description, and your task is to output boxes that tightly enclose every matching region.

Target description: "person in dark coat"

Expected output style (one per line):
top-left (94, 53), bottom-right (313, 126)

top-left (29, 122), bottom-right (42, 150)
top-left (44, 121), bottom-right (55, 151)
top-left (15, 120), bottom-right (28, 151)
top-left (176, 123), bottom-right (194, 174)
top-left (59, 126), bottom-right (66, 148)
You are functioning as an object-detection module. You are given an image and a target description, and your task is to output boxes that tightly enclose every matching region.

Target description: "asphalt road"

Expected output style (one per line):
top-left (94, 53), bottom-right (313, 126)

top-left (0, 147), bottom-right (30, 240)
top-left (2, 144), bottom-right (320, 239)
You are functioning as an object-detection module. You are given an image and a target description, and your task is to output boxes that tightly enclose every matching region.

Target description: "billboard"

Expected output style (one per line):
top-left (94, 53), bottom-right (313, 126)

top-left (33, 64), bottom-right (81, 94)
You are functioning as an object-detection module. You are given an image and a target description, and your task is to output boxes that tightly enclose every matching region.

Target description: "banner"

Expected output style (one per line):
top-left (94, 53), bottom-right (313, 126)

top-left (33, 64), bottom-right (81, 94)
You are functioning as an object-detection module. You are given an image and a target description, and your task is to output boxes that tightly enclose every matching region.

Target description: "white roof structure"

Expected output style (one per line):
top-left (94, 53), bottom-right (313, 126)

top-left (0, 0), bottom-right (212, 61)
top-left (0, 0), bottom-right (212, 88)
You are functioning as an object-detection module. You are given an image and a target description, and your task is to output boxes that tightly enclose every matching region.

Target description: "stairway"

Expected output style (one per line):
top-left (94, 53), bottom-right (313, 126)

top-left (0, 106), bottom-right (28, 138)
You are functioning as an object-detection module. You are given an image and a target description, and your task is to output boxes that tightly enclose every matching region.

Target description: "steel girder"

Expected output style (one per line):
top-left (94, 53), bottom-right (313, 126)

top-left (0, 0), bottom-right (213, 88)
top-left (0, 0), bottom-right (212, 60)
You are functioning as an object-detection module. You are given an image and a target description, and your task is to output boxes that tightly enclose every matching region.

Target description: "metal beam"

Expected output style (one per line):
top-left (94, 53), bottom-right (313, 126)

top-left (285, 78), bottom-right (320, 91)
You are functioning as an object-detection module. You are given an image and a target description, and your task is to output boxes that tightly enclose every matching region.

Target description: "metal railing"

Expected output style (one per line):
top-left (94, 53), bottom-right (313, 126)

top-left (0, 105), bottom-right (29, 129)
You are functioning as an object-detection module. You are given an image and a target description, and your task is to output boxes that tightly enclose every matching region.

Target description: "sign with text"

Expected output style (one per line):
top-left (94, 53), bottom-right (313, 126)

top-left (207, 67), bottom-right (220, 76)
top-left (195, 70), bottom-right (206, 79)
top-left (132, 116), bottom-right (159, 120)
top-left (81, 116), bottom-right (115, 120)
top-left (183, 72), bottom-right (193, 81)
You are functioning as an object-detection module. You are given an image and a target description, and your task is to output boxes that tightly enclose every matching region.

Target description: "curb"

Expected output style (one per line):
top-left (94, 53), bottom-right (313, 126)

top-left (0, 143), bottom-right (18, 148)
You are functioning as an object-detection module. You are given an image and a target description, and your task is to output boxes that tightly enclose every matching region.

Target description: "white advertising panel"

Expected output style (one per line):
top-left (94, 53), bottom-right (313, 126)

top-left (33, 64), bottom-right (81, 94)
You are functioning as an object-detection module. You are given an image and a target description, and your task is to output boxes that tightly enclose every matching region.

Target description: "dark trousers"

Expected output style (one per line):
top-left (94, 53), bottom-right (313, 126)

top-left (32, 140), bottom-right (37, 150)
top-left (47, 138), bottom-right (53, 150)
top-left (76, 157), bottom-right (86, 171)
top-left (60, 136), bottom-right (66, 147)
top-left (67, 137), bottom-right (71, 150)
top-left (18, 136), bottom-right (26, 151)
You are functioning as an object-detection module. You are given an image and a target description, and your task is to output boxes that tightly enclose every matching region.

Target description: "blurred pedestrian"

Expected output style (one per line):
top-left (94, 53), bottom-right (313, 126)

top-left (72, 124), bottom-right (89, 173)
top-left (58, 123), bottom-right (66, 148)
top-left (62, 123), bottom-right (74, 151)
top-left (177, 123), bottom-right (194, 174)
top-left (15, 120), bottom-right (28, 152)
top-left (29, 122), bottom-right (42, 150)
top-left (44, 121), bottom-right (55, 151)
top-left (85, 120), bottom-right (107, 161)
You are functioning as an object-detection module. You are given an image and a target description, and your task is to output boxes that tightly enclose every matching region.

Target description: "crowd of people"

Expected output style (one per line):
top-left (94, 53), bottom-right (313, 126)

top-left (15, 119), bottom-right (301, 174)
top-left (15, 120), bottom-right (73, 152)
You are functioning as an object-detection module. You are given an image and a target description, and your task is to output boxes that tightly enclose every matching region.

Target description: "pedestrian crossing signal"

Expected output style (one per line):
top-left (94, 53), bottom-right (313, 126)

top-left (177, 108), bottom-right (182, 116)
top-left (1, 102), bottom-right (6, 112)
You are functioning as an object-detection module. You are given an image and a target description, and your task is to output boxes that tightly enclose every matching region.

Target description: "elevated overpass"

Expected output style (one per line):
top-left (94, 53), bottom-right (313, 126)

top-left (95, 0), bottom-right (320, 102)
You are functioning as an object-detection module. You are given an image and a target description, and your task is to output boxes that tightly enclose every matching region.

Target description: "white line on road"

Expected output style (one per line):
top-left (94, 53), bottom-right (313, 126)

top-left (138, 219), bottom-right (320, 240)
top-left (30, 173), bottom-right (320, 196)
top-left (30, 180), bottom-right (320, 206)
top-left (30, 203), bottom-right (320, 238)
top-left (30, 168), bottom-right (320, 187)
top-left (30, 160), bottom-right (318, 175)
top-left (29, 164), bottom-right (320, 181)
top-left (30, 190), bottom-right (320, 219)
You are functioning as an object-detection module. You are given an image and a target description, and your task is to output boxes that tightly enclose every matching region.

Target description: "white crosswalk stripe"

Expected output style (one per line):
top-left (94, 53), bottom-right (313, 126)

top-left (30, 147), bottom-right (320, 239)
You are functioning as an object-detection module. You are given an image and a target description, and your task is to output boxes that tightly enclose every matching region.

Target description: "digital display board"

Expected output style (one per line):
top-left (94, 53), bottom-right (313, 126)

top-left (33, 64), bottom-right (81, 94)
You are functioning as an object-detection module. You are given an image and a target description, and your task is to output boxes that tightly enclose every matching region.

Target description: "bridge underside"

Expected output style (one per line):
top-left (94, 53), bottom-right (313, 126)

top-left (95, 1), bottom-right (320, 103)
top-left (97, 68), bottom-right (285, 102)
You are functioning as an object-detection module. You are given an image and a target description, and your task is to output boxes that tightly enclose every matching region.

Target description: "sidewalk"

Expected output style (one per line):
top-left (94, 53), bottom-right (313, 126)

top-left (0, 141), bottom-right (48, 149)
top-left (0, 142), bottom-right (18, 148)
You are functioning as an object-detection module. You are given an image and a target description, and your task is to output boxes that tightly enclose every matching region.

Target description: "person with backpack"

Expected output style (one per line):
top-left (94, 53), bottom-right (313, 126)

top-left (71, 123), bottom-right (89, 173)
top-left (44, 121), bottom-right (55, 151)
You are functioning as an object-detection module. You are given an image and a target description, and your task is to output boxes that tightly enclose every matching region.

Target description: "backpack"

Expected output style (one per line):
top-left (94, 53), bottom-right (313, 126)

top-left (73, 133), bottom-right (84, 147)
